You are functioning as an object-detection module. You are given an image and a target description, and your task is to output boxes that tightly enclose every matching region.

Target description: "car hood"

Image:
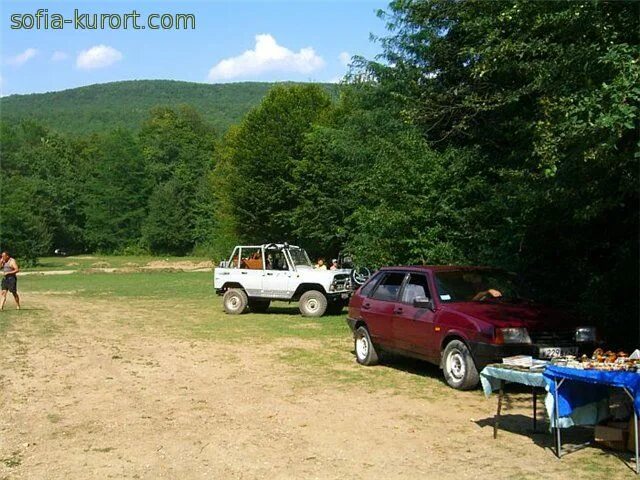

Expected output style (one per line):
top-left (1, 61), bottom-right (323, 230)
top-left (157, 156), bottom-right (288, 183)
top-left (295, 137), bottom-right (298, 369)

top-left (440, 301), bottom-right (578, 331)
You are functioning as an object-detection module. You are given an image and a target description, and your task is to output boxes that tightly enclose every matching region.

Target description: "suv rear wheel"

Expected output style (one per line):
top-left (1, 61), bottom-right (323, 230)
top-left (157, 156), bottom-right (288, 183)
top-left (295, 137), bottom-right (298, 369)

top-left (223, 288), bottom-right (248, 315)
top-left (354, 326), bottom-right (379, 365)
top-left (299, 290), bottom-right (327, 317)
top-left (442, 339), bottom-right (479, 390)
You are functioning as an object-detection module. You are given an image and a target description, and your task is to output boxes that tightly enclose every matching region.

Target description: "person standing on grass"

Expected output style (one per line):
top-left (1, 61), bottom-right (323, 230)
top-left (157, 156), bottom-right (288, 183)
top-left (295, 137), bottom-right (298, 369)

top-left (1, 251), bottom-right (20, 310)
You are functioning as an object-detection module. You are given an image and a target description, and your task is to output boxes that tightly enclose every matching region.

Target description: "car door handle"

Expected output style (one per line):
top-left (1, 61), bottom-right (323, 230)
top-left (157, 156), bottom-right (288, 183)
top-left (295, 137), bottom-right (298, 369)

top-left (241, 271), bottom-right (247, 275)
top-left (266, 272), bottom-right (273, 276)
top-left (394, 307), bottom-right (403, 314)
top-left (362, 303), bottom-right (371, 310)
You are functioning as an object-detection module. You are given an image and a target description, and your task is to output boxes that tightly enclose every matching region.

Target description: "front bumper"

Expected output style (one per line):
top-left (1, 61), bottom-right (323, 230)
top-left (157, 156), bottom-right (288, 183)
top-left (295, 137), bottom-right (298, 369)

top-left (469, 341), bottom-right (597, 371)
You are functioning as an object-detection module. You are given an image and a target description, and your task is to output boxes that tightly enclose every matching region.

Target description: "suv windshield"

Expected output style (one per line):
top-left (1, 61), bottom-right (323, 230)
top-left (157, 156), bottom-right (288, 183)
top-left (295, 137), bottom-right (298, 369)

top-left (435, 269), bottom-right (532, 303)
top-left (288, 248), bottom-right (312, 268)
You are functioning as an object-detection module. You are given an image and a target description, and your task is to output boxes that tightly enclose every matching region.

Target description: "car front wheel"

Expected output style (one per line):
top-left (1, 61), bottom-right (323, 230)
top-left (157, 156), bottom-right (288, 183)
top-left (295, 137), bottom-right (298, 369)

top-left (354, 326), bottom-right (379, 365)
top-left (299, 290), bottom-right (328, 317)
top-left (223, 288), bottom-right (248, 315)
top-left (442, 339), bottom-right (479, 390)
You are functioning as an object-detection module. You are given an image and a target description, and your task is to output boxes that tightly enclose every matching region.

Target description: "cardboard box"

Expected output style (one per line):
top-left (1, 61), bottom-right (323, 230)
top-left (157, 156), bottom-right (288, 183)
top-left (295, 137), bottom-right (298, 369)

top-left (629, 417), bottom-right (639, 453)
top-left (595, 423), bottom-right (629, 451)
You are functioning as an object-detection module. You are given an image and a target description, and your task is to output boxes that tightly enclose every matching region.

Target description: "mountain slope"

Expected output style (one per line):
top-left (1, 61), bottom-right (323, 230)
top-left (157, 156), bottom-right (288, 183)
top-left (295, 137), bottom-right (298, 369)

top-left (0, 80), bottom-right (337, 136)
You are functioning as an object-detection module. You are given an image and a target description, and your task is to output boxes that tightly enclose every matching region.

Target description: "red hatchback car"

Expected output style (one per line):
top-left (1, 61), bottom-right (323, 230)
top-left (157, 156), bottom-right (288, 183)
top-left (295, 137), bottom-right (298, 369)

top-left (347, 266), bottom-right (597, 389)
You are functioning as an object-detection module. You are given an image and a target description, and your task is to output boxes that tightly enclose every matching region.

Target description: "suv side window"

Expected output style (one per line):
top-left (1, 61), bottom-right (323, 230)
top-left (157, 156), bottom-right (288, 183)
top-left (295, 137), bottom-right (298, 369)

top-left (371, 272), bottom-right (407, 302)
top-left (359, 272), bottom-right (382, 297)
top-left (400, 273), bottom-right (431, 304)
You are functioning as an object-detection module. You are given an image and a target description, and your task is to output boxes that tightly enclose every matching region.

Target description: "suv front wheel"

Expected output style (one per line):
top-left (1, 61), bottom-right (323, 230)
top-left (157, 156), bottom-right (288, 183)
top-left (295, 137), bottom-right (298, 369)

top-left (223, 288), bottom-right (248, 315)
top-left (299, 290), bottom-right (327, 317)
top-left (442, 339), bottom-right (479, 390)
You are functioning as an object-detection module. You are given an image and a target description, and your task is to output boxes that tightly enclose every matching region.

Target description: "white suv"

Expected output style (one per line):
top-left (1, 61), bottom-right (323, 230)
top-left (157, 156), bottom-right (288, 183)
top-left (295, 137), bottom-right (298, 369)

top-left (214, 243), bottom-right (355, 317)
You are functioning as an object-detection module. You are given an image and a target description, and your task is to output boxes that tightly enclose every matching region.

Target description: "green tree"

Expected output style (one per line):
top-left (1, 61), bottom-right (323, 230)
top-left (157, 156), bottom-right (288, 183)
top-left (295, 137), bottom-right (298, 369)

top-left (139, 106), bottom-right (216, 254)
top-left (82, 129), bottom-right (149, 252)
top-left (213, 84), bottom-right (332, 245)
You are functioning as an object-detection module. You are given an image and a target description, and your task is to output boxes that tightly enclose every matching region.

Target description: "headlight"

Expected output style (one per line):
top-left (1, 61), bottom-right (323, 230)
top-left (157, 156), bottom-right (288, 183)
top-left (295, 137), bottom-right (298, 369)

top-left (496, 327), bottom-right (532, 344)
top-left (575, 326), bottom-right (596, 343)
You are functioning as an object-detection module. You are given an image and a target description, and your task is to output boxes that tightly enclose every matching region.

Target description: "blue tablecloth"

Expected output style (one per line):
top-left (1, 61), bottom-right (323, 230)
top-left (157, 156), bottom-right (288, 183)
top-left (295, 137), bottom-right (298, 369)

top-left (480, 365), bottom-right (546, 397)
top-left (544, 365), bottom-right (640, 418)
top-left (481, 364), bottom-right (610, 428)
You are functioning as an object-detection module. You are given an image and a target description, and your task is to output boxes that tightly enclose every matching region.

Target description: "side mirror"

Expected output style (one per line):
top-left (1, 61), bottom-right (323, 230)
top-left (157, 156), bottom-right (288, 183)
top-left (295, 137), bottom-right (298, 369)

top-left (413, 296), bottom-right (434, 310)
top-left (219, 260), bottom-right (228, 268)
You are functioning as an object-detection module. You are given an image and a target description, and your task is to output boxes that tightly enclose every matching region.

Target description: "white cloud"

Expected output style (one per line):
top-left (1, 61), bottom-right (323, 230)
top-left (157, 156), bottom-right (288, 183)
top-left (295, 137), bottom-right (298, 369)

top-left (51, 51), bottom-right (69, 62)
top-left (6, 48), bottom-right (38, 67)
top-left (76, 45), bottom-right (122, 70)
top-left (338, 51), bottom-right (351, 67)
top-left (208, 34), bottom-right (325, 81)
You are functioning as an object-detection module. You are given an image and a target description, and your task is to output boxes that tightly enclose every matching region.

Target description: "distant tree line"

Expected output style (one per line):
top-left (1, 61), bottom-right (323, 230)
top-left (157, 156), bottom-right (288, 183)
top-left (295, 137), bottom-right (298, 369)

top-left (1, 106), bottom-right (217, 259)
top-left (1, 0), bottom-right (638, 344)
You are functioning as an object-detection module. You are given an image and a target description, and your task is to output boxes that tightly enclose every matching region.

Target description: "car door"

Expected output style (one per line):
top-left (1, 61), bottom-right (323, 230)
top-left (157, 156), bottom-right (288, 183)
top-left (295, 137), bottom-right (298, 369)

top-left (362, 271), bottom-right (407, 349)
top-left (391, 272), bottom-right (440, 363)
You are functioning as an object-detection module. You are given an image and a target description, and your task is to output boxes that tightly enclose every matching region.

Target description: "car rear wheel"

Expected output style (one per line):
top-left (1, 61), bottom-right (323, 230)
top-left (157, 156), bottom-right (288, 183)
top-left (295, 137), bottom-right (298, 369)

top-left (248, 299), bottom-right (270, 313)
top-left (223, 288), bottom-right (248, 315)
top-left (354, 326), bottom-right (379, 366)
top-left (442, 339), bottom-right (479, 390)
top-left (299, 290), bottom-right (328, 317)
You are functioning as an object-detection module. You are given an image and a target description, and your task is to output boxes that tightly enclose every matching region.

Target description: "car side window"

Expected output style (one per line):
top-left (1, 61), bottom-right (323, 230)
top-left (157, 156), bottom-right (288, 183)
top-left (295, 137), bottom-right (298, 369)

top-left (359, 272), bottom-right (382, 297)
top-left (371, 272), bottom-right (407, 302)
top-left (400, 273), bottom-right (431, 304)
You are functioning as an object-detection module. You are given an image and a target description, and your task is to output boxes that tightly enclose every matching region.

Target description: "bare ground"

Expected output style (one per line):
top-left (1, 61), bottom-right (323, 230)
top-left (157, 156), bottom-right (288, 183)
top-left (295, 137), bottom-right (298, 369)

top-left (0, 294), bottom-right (634, 479)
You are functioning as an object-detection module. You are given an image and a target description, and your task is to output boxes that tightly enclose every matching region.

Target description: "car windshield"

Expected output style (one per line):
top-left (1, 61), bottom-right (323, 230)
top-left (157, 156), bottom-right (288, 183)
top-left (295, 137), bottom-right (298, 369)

top-left (435, 270), bottom-right (532, 303)
top-left (288, 248), bottom-right (312, 267)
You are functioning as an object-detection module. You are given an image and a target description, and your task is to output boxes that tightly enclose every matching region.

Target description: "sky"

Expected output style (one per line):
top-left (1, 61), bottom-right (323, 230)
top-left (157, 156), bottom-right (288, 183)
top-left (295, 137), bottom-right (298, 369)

top-left (0, 0), bottom-right (390, 96)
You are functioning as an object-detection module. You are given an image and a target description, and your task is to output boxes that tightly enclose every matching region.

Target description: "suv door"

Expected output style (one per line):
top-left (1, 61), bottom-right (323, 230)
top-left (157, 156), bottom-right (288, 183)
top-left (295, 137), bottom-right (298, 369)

top-left (362, 271), bottom-right (407, 349)
top-left (392, 272), bottom-right (440, 363)
top-left (262, 248), bottom-right (293, 299)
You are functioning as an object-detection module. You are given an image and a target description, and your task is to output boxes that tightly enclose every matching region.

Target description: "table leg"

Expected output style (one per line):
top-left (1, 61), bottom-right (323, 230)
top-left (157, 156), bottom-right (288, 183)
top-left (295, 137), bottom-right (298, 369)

top-left (634, 408), bottom-right (638, 475)
top-left (494, 380), bottom-right (504, 439)
top-left (554, 377), bottom-right (562, 458)
top-left (532, 387), bottom-right (537, 432)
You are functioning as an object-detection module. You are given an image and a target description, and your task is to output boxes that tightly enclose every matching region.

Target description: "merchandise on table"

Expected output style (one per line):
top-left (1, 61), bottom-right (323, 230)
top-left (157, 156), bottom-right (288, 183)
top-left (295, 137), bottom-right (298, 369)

top-left (502, 355), bottom-right (548, 369)
top-left (550, 348), bottom-right (640, 372)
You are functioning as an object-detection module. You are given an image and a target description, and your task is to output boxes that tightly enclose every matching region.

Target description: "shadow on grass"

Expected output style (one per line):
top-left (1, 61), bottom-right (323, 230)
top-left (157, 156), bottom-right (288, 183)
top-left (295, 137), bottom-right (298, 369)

top-left (263, 305), bottom-right (347, 318)
top-left (264, 305), bottom-right (301, 315)
top-left (474, 414), bottom-right (638, 474)
top-left (346, 347), bottom-right (448, 387)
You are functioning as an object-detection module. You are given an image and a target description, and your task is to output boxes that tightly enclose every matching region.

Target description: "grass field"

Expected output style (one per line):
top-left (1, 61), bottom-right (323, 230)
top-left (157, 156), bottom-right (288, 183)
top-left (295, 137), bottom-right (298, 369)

top-left (0, 260), bottom-right (635, 479)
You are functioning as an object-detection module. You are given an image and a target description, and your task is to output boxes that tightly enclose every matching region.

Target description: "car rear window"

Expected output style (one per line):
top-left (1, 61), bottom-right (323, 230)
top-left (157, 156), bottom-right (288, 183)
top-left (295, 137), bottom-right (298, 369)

top-left (371, 272), bottom-right (406, 301)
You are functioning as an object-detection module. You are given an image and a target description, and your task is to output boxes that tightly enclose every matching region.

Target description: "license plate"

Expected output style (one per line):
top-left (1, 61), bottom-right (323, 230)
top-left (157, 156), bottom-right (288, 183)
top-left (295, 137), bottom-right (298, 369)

top-left (341, 293), bottom-right (350, 300)
top-left (539, 346), bottom-right (578, 359)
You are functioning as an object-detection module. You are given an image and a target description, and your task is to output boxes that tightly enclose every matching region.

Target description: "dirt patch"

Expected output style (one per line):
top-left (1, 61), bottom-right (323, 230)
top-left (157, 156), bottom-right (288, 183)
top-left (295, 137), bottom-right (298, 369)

top-left (20, 270), bottom-right (75, 276)
top-left (144, 260), bottom-right (213, 271)
top-left (0, 295), bottom-right (632, 479)
top-left (90, 261), bottom-right (111, 268)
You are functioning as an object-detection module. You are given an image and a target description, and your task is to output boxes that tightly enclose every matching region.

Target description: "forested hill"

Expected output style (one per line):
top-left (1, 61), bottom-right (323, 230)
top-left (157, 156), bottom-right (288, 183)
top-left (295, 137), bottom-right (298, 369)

top-left (0, 80), bottom-right (336, 135)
